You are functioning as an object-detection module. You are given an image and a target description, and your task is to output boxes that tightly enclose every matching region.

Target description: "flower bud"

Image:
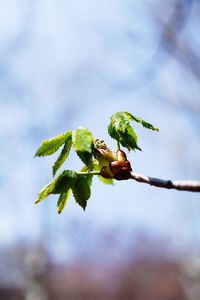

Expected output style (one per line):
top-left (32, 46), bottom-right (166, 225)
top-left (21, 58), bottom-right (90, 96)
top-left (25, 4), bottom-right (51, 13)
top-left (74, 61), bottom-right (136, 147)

top-left (93, 139), bottom-right (116, 167)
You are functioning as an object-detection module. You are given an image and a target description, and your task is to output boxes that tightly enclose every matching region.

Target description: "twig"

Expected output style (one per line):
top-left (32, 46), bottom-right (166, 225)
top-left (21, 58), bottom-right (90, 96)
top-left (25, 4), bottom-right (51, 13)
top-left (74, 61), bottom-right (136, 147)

top-left (130, 172), bottom-right (200, 192)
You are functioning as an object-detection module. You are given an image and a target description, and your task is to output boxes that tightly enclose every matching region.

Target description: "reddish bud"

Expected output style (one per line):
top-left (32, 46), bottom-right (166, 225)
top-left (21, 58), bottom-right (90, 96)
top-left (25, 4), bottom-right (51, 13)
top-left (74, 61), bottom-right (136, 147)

top-left (122, 166), bottom-right (131, 178)
top-left (100, 167), bottom-right (113, 179)
top-left (109, 160), bottom-right (123, 175)
top-left (114, 172), bottom-right (130, 180)
top-left (116, 149), bottom-right (127, 162)
top-left (114, 173), bottom-right (124, 181)
top-left (123, 160), bottom-right (131, 168)
top-left (122, 173), bottom-right (131, 180)
top-left (121, 166), bottom-right (129, 173)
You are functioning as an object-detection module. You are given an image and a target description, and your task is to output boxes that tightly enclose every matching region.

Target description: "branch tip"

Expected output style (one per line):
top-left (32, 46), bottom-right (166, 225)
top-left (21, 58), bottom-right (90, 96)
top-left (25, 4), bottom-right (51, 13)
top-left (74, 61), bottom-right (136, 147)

top-left (130, 172), bottom-right (200, 192)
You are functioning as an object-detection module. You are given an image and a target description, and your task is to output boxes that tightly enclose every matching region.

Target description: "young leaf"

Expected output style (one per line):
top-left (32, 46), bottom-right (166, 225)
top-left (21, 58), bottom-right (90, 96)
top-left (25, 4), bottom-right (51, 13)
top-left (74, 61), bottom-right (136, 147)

top-left (80, 165), bottom-right (93, 172)
top-left (52, 134), bottom-right (72, 176)
top-left (108, 112), bottom-right (159, 151)
top-left (125, 112), bottom-right (159, 131)
top-left (35, 131), bottom-right (72, 157)
top-left (121, 125), bottom-right (141, 151)
top-left (108, 113), bottom-right (141, 151)
top-left (57, 189), bottom-right (71, 214)
top-left (35, 170), bottom-right (77, 204)
top-left (71, 174), bottom-right (91, 210)
top-left (98, 176), bottom-right (114, 185)
top-left (93, 139), bottom-right (116, 166)
top-left (72, 127), bottom-right (93, 166)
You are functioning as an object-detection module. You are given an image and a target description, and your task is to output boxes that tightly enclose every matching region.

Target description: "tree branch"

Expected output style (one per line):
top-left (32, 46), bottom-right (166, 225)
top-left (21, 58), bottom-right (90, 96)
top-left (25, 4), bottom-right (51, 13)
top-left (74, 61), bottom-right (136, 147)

top-left (130, 172), bottom-right (200, 192)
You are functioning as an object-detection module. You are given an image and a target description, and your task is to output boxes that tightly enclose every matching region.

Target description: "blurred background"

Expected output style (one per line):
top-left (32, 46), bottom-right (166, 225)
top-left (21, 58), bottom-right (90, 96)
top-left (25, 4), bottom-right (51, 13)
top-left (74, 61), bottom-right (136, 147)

top-left (0, 0), bottom-right (200, 299)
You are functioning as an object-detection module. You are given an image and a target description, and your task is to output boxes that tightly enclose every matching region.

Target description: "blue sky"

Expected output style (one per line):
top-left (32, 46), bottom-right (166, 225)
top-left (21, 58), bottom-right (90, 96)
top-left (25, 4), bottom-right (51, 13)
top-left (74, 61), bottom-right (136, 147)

top-left (0, 0), bottom-right (200, 261)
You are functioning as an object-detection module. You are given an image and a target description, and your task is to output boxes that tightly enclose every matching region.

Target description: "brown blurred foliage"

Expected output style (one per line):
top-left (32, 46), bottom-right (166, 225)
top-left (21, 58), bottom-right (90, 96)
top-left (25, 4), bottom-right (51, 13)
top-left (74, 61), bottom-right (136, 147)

top-left (0, 233), bottom-right (190, 300)
top-left (46, 259), bottom-right (186, 300)
top-left (0, 254), bottom-right (188, 300)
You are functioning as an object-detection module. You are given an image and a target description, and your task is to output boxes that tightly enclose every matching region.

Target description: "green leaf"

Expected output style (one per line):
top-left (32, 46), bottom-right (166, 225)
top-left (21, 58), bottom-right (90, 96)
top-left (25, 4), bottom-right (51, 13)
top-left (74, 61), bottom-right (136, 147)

top-left (72, 127), bottom-right (93, 166)
top-left (35, 170), bottom-right (77, 204)
top-left (80, 165), bottom-right (93, 172)
top-left (98, 176), bottom-right (114, 185)
top-left (108, 112), bottom-right (158, 151)
top-left (71, 174), bottom-right (91, 210)
top-left (35, 131), bottom-right (72, 157)
top-left (108, 114), bottom-right (140, 151)
top-left (57, 189), bottom-right (71, 214)
top-left (52, 134), bottom-right (72, 176)
top-left (120, 125), bottom-right (141, 151)
top-left (127, 113), bottom-right (159, 131)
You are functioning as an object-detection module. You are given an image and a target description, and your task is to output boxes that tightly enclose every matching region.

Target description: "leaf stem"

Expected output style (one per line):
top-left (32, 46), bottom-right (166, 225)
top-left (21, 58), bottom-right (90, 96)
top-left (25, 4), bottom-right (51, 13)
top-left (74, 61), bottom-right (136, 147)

top-left (77, 171), bottom-right (101, 176)
top-left (116, 140), bottom-right (120, 150)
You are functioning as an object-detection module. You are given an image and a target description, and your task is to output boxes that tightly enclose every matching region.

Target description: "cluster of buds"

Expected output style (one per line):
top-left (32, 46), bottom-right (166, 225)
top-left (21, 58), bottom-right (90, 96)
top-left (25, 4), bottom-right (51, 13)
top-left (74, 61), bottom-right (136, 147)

top-left (93, 139), bottom-right (132, 181)
top-left (100, 149), bottom-right (132, 181)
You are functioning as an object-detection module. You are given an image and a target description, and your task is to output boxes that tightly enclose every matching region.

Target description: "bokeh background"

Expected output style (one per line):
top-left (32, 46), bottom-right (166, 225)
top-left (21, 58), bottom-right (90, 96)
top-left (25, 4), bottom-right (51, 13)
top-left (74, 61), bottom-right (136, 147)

top-left (0, 0), bottom-right (200, 299)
